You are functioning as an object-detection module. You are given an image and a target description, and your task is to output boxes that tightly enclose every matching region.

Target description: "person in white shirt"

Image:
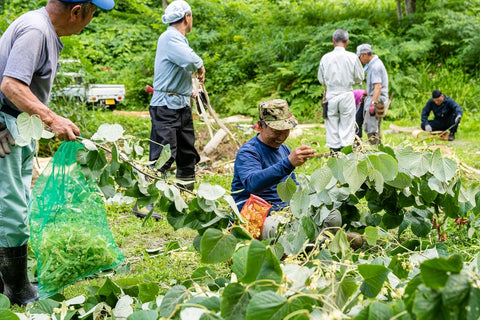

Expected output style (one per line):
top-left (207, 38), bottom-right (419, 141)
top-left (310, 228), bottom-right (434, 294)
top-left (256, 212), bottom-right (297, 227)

top-left (318, 29), bottom-right (364, 152)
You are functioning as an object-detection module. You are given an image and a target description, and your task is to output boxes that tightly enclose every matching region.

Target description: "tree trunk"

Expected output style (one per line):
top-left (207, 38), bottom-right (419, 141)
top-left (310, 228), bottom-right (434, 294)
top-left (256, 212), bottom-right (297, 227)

top-left (404, 0), bottom-right (416, 15)
top-left (396, 0), bottom-right (403, 19)
top-left (162, 0), bottom-right (169, 10)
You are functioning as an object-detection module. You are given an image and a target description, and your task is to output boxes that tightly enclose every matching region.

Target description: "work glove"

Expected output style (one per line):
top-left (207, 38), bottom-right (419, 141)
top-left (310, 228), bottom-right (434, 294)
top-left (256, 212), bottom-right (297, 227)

top-left (0, 122), bottom-right (15, 158)
top-left (455, 115), bottom-right (461, 124)
top-left (425, 124), bottom-right (432, 132)
top-left (369, 103), bottom-right (376, 116)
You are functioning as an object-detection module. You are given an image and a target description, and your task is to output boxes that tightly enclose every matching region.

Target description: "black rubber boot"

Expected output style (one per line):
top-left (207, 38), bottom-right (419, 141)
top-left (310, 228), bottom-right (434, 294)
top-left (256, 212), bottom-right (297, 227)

top-left (0, 245), bottom-right (39, 305)
top-left (176, 168), bottom-right (195, 191)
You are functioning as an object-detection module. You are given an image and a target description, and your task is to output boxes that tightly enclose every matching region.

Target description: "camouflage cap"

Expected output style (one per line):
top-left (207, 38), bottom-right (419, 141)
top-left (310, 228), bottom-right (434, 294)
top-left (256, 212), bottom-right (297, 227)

top-left (258, 99), bottom-right (298, 130)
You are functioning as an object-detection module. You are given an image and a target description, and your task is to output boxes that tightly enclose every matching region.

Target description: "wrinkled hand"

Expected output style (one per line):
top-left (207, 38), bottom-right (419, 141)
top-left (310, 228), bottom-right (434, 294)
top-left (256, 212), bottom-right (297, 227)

top-left (197, 66), bottom-right (206, 84)
top-left (455, 115), bottom-right (461, 124)
top-left (48, 115), bottom-right (80, 141)
top-left (425, 124), bottom-right (432, 132)
top-left (288, 145), bottom-right (316, 167)
top-left (0, 122), bottom-right (15, 158)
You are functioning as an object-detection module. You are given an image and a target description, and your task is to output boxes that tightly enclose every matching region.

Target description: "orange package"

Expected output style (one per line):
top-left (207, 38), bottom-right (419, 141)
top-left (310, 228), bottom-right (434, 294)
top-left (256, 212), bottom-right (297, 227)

top-left (239, 195), bottom-right (272, 239)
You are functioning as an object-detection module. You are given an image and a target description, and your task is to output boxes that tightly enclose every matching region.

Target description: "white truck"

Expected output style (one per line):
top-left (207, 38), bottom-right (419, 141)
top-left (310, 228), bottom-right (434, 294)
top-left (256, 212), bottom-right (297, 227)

top-left (57, 72), bottom-right (125, 108)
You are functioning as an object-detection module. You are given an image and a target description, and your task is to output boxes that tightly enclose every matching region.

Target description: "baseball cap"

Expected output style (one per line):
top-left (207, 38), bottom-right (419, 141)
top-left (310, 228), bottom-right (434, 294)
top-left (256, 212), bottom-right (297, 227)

top-left (258, 99), bottom-right (298, 130)
top-left (60, 0), bottom-right (115, 10)
top-left (432, 90), bottom-right (442, 98)
top-left (356, 43), bottom-right (372, 56)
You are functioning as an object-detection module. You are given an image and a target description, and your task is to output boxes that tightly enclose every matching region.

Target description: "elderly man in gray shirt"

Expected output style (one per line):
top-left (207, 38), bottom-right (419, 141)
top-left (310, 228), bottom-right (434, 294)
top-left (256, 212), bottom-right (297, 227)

top-left (318, 29), bottom-right (364, 153)
top-left (356, 44), bottom-right (389, 145)
top-left (0, 0), bottom-right (114, 305)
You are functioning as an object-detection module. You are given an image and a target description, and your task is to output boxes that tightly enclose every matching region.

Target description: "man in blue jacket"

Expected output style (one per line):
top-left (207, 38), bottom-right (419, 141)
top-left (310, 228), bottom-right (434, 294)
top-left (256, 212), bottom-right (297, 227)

top-left (421, 90), bottom-right (463, 141)
top-left (231, 99), bottom-right (316, 212)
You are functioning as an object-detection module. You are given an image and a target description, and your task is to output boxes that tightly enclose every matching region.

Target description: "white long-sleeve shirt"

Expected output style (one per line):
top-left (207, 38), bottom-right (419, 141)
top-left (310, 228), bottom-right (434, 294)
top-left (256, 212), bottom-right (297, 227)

top-left (317, 46), bottom-right (364, 100)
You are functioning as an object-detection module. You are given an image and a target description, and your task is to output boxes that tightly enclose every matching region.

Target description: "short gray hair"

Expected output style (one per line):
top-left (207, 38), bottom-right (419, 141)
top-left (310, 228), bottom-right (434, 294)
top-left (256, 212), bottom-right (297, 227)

top-left (333, 29), bottom-right (349, 43)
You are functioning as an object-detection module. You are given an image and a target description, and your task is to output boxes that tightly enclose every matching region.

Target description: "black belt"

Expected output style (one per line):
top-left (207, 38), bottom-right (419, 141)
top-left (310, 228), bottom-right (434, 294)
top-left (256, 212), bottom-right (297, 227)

top-left (0, 105), bottom-right (21, 118)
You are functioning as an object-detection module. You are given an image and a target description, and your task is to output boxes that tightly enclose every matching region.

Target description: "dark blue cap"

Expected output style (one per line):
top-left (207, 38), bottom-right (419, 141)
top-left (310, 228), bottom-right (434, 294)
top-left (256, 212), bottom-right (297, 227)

top-left (60, 0), bottom-right (114, 10)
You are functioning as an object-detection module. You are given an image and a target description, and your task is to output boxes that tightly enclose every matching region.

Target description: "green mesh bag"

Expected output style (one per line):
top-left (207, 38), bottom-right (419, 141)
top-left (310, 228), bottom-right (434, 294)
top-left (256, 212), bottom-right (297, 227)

top-left (29, 141), bottom-right (124, 298)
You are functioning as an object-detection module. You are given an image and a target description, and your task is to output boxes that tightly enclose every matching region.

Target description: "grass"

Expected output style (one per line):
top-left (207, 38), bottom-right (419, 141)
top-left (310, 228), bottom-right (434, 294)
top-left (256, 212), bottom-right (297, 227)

top-left (24, 106), bottom-right (480, 307)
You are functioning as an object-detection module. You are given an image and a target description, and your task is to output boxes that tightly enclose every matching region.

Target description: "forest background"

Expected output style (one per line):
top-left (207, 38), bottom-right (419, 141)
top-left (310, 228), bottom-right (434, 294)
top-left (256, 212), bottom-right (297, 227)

top-left (1, 0), bottom-right (480, 127)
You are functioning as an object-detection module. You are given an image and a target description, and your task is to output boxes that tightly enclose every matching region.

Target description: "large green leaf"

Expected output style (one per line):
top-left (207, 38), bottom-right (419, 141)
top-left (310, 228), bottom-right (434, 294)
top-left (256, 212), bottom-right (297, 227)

top-left (155, 144), bottom-right (171, 169)
top-left (385, 171), bottom-right (412, 189)
top-left (220, 283), bottom-right (251, 320)
top-left (235, 240), bottom-right (266, 283)
top-left (430, 148), bottom-right (456, 182)
top-left (91, 123), bottom-right (124, 143)
top-left (159, 285), bottom-right (189, 318)
top-left (467, 287), bottom-right (480, 320)
top-left (290, 188), bottom-right (311, 218)
top-left (420, 254), bottom-right (463, 289)
top-left (0, 310), bottom-right (20, 320)
top-left (127, 310), bottom-right (158, 320)
top-left (335, 277), bottom-right (359, 309)
top-left (343, 157), bottom-right (368, 193)
top-left (246, 291), bottom-right (288, 320)
top-left (310, 166), bottom-right (334, 192)
top-left (406, 209), bottom-right (432, 237)
top-left (441, 273), bottom-right (470, 306)
top-left (198, 183), bottom-right (226, 201)
top-left (0, 295), bottom-right (10, 309)
top-left (255, 246), bottom-right (283, 288)
top-left (367, 153), bottom-right (398, 182)
top-left (16, 112), bottom-right (43, 145)
top-left (200, 228), bottom-right (237, 263)
top-left (277, 177), bottom-right (297, 202)
top-left (358, 264), bottom-right (390, 298)
top-left (328, 157), bottom-right (346, 183)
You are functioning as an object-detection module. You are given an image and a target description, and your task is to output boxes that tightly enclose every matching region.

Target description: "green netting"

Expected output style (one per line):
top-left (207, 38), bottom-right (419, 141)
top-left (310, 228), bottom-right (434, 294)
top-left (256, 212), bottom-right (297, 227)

top-left (29, 141), bottom-right (124, 299)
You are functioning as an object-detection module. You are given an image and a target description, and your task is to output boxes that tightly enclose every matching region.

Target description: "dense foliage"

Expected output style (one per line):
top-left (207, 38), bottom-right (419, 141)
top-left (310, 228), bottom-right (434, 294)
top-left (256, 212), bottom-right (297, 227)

top-left (1, 0), bottom-right (480, 121)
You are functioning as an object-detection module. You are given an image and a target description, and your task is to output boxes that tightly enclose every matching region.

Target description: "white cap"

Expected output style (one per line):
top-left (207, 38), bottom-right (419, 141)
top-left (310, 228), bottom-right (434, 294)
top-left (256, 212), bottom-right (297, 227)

top-left (162, 0), bottom-right (192, 24)
top-left (356, 43), bottom-right (372, 56)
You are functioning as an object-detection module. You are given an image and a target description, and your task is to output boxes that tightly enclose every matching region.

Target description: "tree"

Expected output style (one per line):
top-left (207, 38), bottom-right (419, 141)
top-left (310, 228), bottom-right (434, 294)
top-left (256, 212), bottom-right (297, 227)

top-left (397, 0), bottom-right (417, 19)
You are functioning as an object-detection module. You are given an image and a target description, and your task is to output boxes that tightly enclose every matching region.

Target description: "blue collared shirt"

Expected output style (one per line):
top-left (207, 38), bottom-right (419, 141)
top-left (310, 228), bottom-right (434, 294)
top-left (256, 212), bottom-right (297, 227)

top-left (231, 135), bottom-right (296, 212)
top-left (150, 26), bottom-right (203, 109)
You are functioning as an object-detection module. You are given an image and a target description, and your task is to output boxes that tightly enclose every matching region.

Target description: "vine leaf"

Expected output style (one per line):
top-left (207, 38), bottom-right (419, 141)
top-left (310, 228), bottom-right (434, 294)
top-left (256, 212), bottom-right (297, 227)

top-left (155, 144), bottom-right (171, 169)
top-left (232, 240), bottom-right (265, 283)
top-left (290, 188), bottom-right (310, 218)
top-left (343, 157), bottom-right (368, 193)
top-left (91, 123), bottom-right (124, 143)
top-left (198, 183), bottom-right (226, 201)
top-left (441, 273), bottom-right (470, 306)
top-left (159, 285), bottom-right (189, 318)
top-left (420, 254), bottom-right (463, 289)
top-left (220, 283), bottom-right (251, 320)
top-left (358, 264), bottom-right (390, 298)
top-left (200, 229), bottom-right (237, 264)
top-left (430, 148), bottom-right (456, 182)
top-left (310, 166), bottom-right (334, 193)
top-left (245, 291), bottom-right (288, 320)
top-left (277, 177), bottom-right (297, 202)
top-left (16, 113), bottom-right (43, 146)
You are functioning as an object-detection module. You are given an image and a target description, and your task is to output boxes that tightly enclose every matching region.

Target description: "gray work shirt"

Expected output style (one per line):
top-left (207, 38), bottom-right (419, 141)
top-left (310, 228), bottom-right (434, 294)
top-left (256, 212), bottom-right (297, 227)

top-left (150, 26), bottom-right (203, 110)
top-left (365, 55), bottom-right (388, 100)
top-left (0, 7), bottom-right (63, 111)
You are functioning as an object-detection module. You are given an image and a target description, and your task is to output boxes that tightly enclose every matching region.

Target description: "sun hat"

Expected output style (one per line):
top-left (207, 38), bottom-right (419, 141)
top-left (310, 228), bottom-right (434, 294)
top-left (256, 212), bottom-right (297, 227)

top-left (60, 0), bottom-right (115, 10)
top-left (258, 99), bottom-right (298, 130)
top-left (162, 0), bottom-right (192, 24)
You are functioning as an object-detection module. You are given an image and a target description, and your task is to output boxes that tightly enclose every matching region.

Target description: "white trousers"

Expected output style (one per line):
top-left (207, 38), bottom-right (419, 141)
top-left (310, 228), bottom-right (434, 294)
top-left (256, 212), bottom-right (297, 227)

top-left (325, 92), bottom-right (355, 149)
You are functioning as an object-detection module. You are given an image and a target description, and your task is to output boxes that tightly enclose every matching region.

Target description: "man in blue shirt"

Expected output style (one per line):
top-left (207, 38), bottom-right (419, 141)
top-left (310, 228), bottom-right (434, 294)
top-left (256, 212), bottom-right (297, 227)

top-left (231, 99), bottom-right (316, 212)
top-left (421, 90), bottom-right (463, 141)
top-left (149, 0), bottom-right (205, 186)
top-left (134, 0), bottom-right (204, 219)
